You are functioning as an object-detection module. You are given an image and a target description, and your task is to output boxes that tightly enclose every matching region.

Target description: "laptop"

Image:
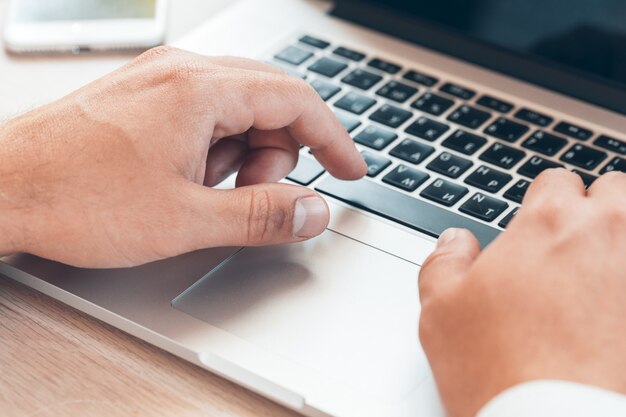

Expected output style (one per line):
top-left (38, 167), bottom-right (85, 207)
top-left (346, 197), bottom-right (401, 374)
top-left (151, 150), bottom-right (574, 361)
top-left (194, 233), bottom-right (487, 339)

top-left (2, 0), bottom-right (626, 416)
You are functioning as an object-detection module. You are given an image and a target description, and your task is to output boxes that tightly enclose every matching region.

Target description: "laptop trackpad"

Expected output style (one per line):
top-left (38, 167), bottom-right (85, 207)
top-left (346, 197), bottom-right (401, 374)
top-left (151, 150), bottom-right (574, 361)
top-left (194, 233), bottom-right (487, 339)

top-left (172, 230), bottom-right (430, 402)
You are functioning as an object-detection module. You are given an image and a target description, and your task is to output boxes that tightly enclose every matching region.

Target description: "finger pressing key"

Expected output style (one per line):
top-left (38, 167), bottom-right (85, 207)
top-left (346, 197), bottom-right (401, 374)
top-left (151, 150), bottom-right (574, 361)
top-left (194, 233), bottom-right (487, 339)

top-left (206, 70), bottom-right (367, 180)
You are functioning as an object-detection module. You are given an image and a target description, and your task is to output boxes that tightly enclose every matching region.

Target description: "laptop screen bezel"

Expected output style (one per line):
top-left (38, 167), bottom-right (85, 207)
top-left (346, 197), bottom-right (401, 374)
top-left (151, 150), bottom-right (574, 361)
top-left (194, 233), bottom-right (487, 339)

top-left (331, 0), bottom-right (626, 116)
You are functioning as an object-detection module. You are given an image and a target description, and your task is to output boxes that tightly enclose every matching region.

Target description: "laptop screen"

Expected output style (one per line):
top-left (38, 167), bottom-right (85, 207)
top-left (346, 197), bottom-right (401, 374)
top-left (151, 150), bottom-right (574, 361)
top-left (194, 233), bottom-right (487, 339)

top-left (332, 0), bottom-right (626, 115)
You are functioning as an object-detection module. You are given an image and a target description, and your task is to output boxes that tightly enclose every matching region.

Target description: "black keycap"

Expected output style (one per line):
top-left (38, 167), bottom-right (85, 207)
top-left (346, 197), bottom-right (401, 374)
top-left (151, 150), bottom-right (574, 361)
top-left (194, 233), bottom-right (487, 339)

top-left (341, 69), bottom-right (383, 90)
top-left (354, 125), bottom-right (398, 150)
top-left (560, 144), bottom-right (607, 170)
top-left (333, 46), bottom-right (366, 62)
top-left (479, 142), bottom-right (527, 169)
top-left (499, 207), bottom-right (520, 228)
top-left (299, 35), bottom-right (330, 49)
top-left (600, 156), bottom-right (626, 174)
top-left (572, 170), bottom-right (598, 188)
top-left (287, 156), bottom-right (325, 185)
top-left (411, 92), bottom-right (455, 116)
top-left (308, 57), bottom-right (348, 77)
top-left (376, 81), bottom-right (418, 103)
top-left (389, 138), bottom-right (435, 165)
top-left (439, 82), bottom-right (476, 100)
top-left (476, 95), bottom-right (514, 114)
top-left (310, 79), bottom-right (341, 101)
top-left (426, 152), bottom-right (473, 179)
top-left (594, 135), bottom-right (626, 155)
top-left (403, 70), bottom-right (438, 87)
top-left (442, 130), bottom-right (487, 155)
top-left (369, 104), bottom-right (413, 128)
top-left (464, 165), bottom-right (512, 193)
top-left (514, 108), bottom-right (554, 127)
top-left (518, 155), bottom-right (564, 179)
top-left (447, 105), bottom-right (492, 129)
top-left (522, 130), bottom-right (568, 156)
top-left (504, 179), bottom-right (531, 204)
top-left (334, 92), bottom-right (377, 115)
top-left (554, 121), bottom-right (593, 141)
top-left (275, 46), bottom-right (313, 66)
top-left (361, 151), bottom-right (392, 177)
top-left (382, 165), bottom-right (430, 191)
top-left (405, 117), bottom-right (450, 142)
top-left (368, 58), bottom-right (402, 74)
top-left (460, 193), bottom-right (509, 223)
top-left (316, 177), bottom-right (499, 247)
top-left (420, 178), bottom-right (469, 207)
top-left (485, 117), bottom-right (530, 142)
top-left (334, 112), bottom-right (361, 133)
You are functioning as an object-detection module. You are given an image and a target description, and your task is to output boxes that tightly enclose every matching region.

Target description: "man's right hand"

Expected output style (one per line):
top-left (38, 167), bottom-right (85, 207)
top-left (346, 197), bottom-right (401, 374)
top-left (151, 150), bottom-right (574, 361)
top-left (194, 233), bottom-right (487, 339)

top-left (418, 169), bottom-right (626, 417)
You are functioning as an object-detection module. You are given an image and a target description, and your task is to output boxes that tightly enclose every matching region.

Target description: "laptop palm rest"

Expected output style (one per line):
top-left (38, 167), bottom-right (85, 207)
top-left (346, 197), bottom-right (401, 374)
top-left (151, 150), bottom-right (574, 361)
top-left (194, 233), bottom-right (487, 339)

top-left (172, 230), bottom-right (430, 402)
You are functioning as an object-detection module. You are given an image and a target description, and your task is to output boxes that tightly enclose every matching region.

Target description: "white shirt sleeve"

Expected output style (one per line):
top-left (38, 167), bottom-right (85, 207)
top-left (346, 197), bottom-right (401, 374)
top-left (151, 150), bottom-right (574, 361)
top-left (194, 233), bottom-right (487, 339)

top-left (477, 381), bottom-right (626, 417)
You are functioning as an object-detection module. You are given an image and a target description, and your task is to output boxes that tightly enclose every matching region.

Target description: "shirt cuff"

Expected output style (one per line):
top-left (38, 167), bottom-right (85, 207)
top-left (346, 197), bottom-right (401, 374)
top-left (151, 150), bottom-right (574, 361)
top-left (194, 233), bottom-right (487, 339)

top-left (477, 380), bottom-right (626, 417)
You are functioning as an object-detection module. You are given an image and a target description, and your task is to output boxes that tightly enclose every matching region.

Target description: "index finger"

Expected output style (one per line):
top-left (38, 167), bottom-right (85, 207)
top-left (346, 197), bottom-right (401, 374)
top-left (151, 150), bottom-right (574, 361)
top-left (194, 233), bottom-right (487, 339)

top-left (206, 69), bottom-right (367, 180)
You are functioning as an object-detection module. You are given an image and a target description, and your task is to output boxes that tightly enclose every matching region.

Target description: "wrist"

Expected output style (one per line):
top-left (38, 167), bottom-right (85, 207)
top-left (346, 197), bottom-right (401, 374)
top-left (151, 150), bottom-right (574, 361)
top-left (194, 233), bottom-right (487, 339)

top-left (0, 123), bottom-right (29, 256)
top-left (0, 181), bottom-right (23, 257)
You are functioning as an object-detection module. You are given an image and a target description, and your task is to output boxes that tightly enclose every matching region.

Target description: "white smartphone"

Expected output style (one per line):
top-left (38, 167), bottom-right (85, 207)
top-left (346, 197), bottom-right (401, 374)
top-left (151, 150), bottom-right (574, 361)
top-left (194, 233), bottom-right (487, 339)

top-left (4, 0), bottom-right (168, 53)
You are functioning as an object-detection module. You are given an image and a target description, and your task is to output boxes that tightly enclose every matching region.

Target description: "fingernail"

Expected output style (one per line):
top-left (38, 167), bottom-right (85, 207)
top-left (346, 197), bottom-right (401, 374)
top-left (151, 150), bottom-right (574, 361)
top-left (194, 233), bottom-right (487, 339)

top-left (437, 228), bottom-right (457, 248)
top-left (293, 196), bottom-right (329, 238)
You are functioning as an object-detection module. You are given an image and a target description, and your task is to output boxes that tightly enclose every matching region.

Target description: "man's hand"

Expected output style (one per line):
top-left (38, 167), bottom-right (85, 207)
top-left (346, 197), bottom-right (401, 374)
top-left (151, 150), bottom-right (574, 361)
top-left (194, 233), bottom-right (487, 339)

top-left (0, 47), bottom-right (366, 267)
top-left (418, 169), bottom-right (626, 417)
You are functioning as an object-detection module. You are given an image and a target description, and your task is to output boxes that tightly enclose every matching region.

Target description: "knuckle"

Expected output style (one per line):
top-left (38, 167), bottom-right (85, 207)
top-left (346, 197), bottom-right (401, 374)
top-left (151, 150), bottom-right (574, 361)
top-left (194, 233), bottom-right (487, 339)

top-left (527, 198), bottom-right (563, 226)
top-left (130, 47), bottom-right (213, 96)
top-left (285, 76), bottom-right (317, 99)
top-left (150, 44), bottom-right (178, 56)
top-left (239, 73), bottom-right (317, 107)
top-left (599, 170), bottom-right (626, 184)
top-left (138, 48), bottom-right (211, 84)
top-left (161, 59), bottom-right (206, 84)
top-left (240, 58), bottom-right (289, 76)
top-left (534, 167), bottom-right (571, 186)
top-left (137, 45), bottom-right (180, 63)
top-left (272, 65), bottom-right (290, 77)
top-left (541, 195), bottom-right (568, 212)
top-left (246, 189), bottom-right (288, 244)
top-left (525, 176), bottom-right (572, 221)
top-left (602, 204), bottom-right (626, 227)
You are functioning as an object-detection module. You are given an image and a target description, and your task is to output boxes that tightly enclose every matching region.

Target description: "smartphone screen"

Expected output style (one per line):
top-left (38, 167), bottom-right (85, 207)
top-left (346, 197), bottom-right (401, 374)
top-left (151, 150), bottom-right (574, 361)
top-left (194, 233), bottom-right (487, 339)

top-left (15, 0), bottom-right (157, 22)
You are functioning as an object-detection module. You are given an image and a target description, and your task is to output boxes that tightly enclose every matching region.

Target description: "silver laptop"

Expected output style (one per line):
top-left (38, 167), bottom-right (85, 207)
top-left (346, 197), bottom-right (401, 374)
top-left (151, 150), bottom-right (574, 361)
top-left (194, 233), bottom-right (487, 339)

top-left (3, 0), bottom-right (626, 416)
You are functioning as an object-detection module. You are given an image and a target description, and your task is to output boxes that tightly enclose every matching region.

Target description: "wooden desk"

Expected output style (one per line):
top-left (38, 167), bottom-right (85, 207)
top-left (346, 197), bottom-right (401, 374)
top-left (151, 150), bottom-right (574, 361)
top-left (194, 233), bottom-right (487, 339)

top-left (0, 1), bottom-right (299, 415)
top-left (0, 276), bottom-right (300, 417)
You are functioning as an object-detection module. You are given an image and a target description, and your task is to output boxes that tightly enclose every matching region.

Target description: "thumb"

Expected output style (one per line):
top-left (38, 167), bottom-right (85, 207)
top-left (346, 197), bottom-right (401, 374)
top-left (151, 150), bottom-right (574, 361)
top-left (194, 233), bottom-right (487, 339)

top-left (187, 182), bottom-right (329, 248)
top-left (418, 228), bottom-right (482, 304)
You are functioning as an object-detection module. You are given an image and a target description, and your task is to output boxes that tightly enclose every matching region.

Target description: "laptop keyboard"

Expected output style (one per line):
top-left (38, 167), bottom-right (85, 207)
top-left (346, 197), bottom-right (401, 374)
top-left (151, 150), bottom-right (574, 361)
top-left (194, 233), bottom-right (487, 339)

top-left (272, 34), bottom-right (626, 243)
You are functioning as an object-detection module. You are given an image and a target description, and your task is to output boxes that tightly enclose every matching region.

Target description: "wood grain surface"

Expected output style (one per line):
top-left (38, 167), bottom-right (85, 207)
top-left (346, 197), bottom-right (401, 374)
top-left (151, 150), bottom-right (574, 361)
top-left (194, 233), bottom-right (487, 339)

top-left (0, 275), bottom-right (301, 417)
